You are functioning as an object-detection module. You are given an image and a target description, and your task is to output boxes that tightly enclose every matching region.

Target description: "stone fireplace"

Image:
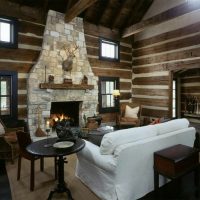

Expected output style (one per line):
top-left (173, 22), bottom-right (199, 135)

top-left (27, 10), bottom-right (98, 137)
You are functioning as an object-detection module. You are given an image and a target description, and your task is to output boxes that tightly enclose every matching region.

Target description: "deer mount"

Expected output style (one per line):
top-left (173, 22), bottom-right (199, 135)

top-left (60, 43), bottom-right (79, 71)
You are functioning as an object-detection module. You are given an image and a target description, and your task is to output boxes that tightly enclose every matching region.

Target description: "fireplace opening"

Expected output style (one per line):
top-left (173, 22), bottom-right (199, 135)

top-left (50, 101), bottom-right (81, 127)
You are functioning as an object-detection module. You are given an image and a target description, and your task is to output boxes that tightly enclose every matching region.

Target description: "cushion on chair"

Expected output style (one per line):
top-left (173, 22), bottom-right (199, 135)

top-left (155, 118), bottom-right (189, 135)
top-left (100, 125), bottom-right (157, 155)
top-left (124, 105), bottom-right (139, 118)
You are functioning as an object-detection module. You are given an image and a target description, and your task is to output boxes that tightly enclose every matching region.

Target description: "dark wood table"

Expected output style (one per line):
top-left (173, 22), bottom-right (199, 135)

top-left (154, 144), bottom-right (199, 196)
top-left (26, 137), bottom-right (85, 200)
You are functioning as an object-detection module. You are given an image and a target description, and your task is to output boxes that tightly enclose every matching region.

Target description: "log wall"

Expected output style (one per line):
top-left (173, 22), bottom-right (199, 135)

top-left (0, 1), bottom-right (45, 120)
top-left (84, 22), bottom-right (133, 123)
top-left (132, 0), bottom-right (200, 120)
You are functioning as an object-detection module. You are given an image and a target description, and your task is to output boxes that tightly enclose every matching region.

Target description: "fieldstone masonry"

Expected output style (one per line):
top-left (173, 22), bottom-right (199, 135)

top-left (28, 10), bottom-right (98, 137)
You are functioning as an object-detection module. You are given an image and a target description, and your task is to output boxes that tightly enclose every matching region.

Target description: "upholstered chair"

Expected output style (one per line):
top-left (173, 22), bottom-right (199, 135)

top-left (117, 103), bottom-right (142, 129)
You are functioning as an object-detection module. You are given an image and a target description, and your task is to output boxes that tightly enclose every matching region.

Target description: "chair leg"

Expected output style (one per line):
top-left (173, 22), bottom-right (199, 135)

top-left (30, 160), bottom-right (35, 191)
top-left (17, 155), bottom-right (21, 180)
top-left (40, 157), bottom-right (44, 172)
top-left (54, 157), bottom-right (57, 180)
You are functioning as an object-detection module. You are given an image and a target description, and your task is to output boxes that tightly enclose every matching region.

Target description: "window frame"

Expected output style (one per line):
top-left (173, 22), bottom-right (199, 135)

top-left (0, 71), bottom-right (18, 121)
top-left (0, 15), bottom-right (18, 49)
top-left (99, 37), bottom-right (120, 62)
top-left (98, 76), bottom-right (120, 113)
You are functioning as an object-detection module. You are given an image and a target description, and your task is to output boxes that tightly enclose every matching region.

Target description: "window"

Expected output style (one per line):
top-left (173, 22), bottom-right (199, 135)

top-left (0, 71), bottom-right (18, 120)
top-left (98, 77), bottom-right (119, 113)
top-left (172, 79), bottom-right (177, 118)
top-left (99, 38), bottom-right (119, 61)
top-left (0, 16), bottom-right (18, 48)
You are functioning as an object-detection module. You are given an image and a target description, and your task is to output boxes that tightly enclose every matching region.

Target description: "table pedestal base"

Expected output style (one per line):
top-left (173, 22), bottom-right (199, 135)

top-left (47, 156), bottom-right (73, 200)
top-left (47, 185), bottom-right (73, 200)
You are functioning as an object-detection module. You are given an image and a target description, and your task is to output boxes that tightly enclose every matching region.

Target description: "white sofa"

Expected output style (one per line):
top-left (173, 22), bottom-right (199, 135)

top-left (75, 118), bottom-right (196, 200)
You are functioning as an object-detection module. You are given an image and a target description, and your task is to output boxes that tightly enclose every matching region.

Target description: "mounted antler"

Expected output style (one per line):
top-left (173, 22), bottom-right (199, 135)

top-left (61, 43), bottom-right (79, 71)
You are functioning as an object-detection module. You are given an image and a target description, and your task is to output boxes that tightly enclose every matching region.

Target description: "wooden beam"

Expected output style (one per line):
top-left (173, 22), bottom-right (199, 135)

top-left (122, 0), bottom-right (200, 38)
top-left (65, 0), bottom-right (97, 23)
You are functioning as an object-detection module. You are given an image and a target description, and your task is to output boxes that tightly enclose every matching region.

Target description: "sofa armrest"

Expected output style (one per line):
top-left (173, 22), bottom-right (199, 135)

top-left (77, 140), bottom-right (117, 172)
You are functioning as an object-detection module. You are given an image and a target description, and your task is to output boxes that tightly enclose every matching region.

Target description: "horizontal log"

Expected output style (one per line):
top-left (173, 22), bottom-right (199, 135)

top-left (18, 78), bottom-right (27, 90)
top-left (120, 82), bottom-right (132, 90)
top-left (132, 76), bottom-right (169, 85)
top-left (18, 34), bottom-right (43, 46)
top-left (18, 94), bottom-right (27, 105)
top-left (120, 92), bottom-right (132, 100)
top-left (84, 21), bottom-right (120, 40)
top-left (181, 86), bottom-right (200, 93)
top-left (0, 48), bottom-right (40, 62)
top-left (120, 53), bottom-right (132, 62)
top-left (0, 62), bottom-right (33, 73)
top-left (134, 21), bottom-right (200, 49)
top-left (141, 107), bottom-right (169, 118)
top-left (0, 0), bottom-right (45, 24)
top-left (133, 34), bottom-right (200, 57)
top-left (132, 88), bottom-right (169, 96)
top-left (181, 77), bottom-right (200, 83)
top-left (133, 47), bottom-right (200, 66)
top-left (18, 107), bottom-right (27, 119)
top-left (88, 57), bottom-right (131, 69)
top-left (19, 20), bottom-right (45, 36)
top-left (92, 68), bottom-right (132, 79)
top-left (132, 98), bottom-right (169, 107)
top-left (133, 65), bottom-right (166, 74)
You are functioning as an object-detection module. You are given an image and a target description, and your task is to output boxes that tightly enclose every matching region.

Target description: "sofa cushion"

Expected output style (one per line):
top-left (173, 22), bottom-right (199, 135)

top-left (155, 118), bottom-right (189, 135)
top-left (100, 125), bottom-right (157, 155)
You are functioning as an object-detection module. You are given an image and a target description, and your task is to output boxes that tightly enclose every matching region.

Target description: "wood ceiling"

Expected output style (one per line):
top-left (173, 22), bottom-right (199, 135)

top-left (7, 0), bottom-right (153, 37)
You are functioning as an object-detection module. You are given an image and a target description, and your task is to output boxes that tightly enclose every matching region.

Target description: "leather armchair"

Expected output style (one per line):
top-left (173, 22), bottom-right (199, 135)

top-left (116, 103), bottom-right (142, 129)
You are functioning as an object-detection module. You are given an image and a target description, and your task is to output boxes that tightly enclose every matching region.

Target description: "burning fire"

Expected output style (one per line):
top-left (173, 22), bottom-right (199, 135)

top-left (50, 114), bottom-right (71, 127)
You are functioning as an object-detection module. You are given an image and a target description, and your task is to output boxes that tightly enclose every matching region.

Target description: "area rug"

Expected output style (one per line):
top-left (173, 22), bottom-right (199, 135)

top-left (6, 155), bottom-right (100, 200)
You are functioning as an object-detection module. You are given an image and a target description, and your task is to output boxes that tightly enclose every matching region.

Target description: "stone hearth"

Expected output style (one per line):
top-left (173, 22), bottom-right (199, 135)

top-left (27, 10), bottom-right (98, 137)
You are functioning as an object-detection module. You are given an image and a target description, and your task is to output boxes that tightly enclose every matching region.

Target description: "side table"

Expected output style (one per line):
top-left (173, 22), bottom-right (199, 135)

top-left (154, 144), bottom-right (199, 196)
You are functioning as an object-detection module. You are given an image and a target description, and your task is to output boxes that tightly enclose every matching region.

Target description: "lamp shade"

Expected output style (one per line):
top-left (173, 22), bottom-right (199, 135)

top-left (112, 89), bottom-right (120, 97)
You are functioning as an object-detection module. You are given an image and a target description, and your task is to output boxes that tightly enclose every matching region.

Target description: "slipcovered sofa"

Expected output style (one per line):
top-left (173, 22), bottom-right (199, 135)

top-left (75, 118), bottom-right (196, 200)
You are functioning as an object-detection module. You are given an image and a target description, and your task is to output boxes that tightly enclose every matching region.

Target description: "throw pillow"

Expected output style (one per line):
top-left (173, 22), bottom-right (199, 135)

top-left (125, 105), bottom-right (139, 119)
top-left (0, 121), bottom-right (5, 135)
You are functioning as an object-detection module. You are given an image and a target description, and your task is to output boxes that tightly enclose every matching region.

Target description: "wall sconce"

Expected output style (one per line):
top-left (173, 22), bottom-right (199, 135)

top-left (112, 89), bottom-right (120, 99)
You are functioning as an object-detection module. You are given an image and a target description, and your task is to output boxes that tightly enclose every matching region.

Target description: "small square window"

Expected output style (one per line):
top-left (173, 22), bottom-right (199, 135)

top-left (99, 38), bottom-right (119, 61)
top-left (0, 16), bottom-right (18, 49)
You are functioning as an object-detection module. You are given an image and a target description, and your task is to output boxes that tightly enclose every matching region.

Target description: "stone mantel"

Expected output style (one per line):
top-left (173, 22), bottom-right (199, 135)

top-left (39, 83), bottom-right (94, 90)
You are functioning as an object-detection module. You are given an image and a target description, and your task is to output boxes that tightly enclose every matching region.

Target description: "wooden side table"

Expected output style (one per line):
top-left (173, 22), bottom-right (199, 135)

top-left (154, 144), bottom-right (199, 194)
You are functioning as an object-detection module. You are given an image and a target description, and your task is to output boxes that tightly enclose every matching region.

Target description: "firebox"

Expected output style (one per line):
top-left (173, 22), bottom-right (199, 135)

top-left (50, 101), bottom-right (82, 127)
